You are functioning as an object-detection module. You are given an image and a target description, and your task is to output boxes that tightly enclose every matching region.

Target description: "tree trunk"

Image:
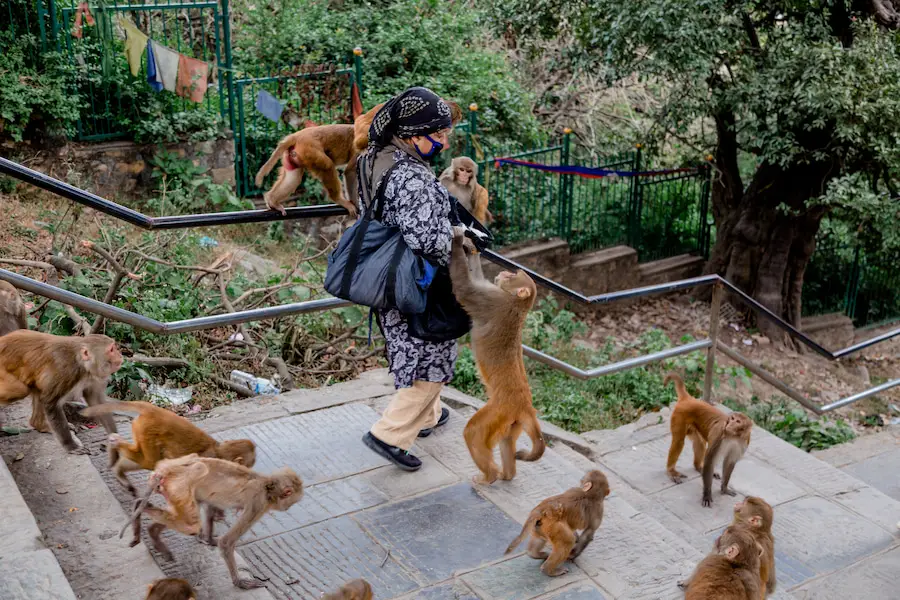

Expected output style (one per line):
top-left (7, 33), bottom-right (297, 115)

top-left (704, 159), bottom-right (831, 345)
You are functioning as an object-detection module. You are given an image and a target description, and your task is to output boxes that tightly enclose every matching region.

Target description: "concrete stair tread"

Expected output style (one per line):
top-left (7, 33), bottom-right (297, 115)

top-left (637, 253), bottom-right (704, 275)
top-left (570, 245), bottom-right (636, 269)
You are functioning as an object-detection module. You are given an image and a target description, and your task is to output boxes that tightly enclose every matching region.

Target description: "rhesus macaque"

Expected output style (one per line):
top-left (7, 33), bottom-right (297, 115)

top-left (145, 577), bottom-right (196, 600)
top-left (449, 234), bottom-right (543, 484)
top-left (352, 99), bottom-right (464, 152)
top-left (125, 454), bottom-right (303, 590)
top-left (664, 373), bottom-right (753, 507)
top-left (323, 579), bottom-right (374, 600)
top-left (81, 401), bottom-right (255, 496)
top-left (679, 525), bottom-right (763, 600)
top-left (731, 496), bottom-right (776, 596)
top-left (254, 124), bottom-right (360, 218)
top-left (0, 330), bottom-right (121, 453)
top-left (505, 470), bottom-right (610, 576)
top-left (440, 157), bottom-right (492, 225)
top-left (0, 281), bottom-right (27, 337)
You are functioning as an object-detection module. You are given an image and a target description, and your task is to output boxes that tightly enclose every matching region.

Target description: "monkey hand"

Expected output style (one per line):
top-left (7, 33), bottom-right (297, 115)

top-left (701, 491), bottom-right (713, 507)
top-left (452, 225), bottom-right (468, 239)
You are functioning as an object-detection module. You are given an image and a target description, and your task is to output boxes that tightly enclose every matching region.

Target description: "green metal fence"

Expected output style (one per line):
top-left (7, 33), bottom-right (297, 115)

top-left (232, 63), bottom-right (357, 197)
top-left (38, 0), bottom-right (230, 141)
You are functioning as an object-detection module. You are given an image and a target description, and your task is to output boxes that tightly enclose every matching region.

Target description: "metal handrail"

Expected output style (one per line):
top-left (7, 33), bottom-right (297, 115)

top-left (1, 156), bottom-right (898, 415)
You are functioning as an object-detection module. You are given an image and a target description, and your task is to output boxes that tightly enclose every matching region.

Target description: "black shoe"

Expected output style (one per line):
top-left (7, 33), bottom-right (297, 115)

top-left (362, 432), bottom-right (422, 471)
top-left (417, 407), bottom-right (450, 438)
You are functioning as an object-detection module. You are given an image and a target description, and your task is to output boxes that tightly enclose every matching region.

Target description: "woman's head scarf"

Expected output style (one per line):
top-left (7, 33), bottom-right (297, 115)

top-left (368, 87), bottom-right (453, 150)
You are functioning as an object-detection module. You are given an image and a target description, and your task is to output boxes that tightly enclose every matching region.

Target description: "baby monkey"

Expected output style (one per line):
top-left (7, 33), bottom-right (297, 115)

top-left (680, 525), bottom-right (763, 600)
top-left (505, 470), bottom-right (610, 576)
top-left (145, 578), bottom-right (196, 600)
top-left (323, 578), bottom-right (373, 600)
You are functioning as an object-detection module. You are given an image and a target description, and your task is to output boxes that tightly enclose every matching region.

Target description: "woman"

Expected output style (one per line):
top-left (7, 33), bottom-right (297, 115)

top-left (359, 87), bottom-right (463, 471)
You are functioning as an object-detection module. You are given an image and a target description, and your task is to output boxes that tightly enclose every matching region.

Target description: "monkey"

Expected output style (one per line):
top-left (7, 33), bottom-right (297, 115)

top-left (145, 578), bottom-right (196, 600)
top-left (0, 281), bottom-right (27, 337)
top-left (505, 470), bottom-right (610, 576)
top-left (678, 525), bottom-right (763, 600)
top-left (440, 157), bottom-right (492, 225)
top-left (124, 454), bottom-right (303, 590)
top-left (731, 496), bottom-right (776, 596)
top-left (352, 99), bottom-right (465, 152)
top-left (80, 401), bottom-right (255, 496)
top-left (449, 233), bottom-right (544, 484)
top-left (0, 330), bottom-right (121, 453)
top-left (254, 124), bottom-right (360, 218)
top-left (323, 579), bottom-right (374, 600)
top-left (663, 372), bottom-right (753, 507)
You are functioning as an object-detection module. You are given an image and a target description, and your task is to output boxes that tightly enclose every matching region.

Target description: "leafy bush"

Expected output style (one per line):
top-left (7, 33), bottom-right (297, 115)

top-left (723, 396), bottom-right (856, 452)
top-left (146, 149), bottom-right (252, 214)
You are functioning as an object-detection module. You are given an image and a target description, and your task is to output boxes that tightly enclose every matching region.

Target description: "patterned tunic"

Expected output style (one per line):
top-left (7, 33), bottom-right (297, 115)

top-left (360, 150), bottom-right (457, 389)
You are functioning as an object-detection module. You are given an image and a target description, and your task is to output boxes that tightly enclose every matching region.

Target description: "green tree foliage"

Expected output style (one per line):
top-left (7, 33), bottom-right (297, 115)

top-left (232, 0), bottom-right (542, 142)
top-left (488, 1), bottom-right (900, 335)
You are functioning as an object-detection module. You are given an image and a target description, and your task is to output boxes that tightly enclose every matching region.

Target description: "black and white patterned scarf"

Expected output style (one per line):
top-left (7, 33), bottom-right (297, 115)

top-left (368, 87), bottom-right (453, 151)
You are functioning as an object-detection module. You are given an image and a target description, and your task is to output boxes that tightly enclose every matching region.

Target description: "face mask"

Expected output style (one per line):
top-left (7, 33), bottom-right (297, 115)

top-left (415, 134), bottom-right (444, 161)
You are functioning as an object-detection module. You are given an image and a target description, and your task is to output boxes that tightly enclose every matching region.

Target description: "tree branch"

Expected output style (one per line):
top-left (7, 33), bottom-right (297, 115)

top-left (0, 259), bottom-right (60, 286)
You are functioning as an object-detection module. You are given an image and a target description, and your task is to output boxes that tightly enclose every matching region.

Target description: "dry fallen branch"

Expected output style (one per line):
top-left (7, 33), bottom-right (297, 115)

top-left (0, 259), bottom-right (60, 286)
top-left (82, 241), bottom-right (141, 334)
top-left (131, 355), bottom-right (191, 369)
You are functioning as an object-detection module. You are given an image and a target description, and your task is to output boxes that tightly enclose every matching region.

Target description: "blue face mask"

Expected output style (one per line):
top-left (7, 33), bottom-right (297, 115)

top-left (415, 134), bottom-right (444, 160)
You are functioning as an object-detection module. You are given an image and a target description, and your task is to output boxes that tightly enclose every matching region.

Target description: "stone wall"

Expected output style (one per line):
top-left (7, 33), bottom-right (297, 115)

top-left (21, 137), bottom-right (235, 198)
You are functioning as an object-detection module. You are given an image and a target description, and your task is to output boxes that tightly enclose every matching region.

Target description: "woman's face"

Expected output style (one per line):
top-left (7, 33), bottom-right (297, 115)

top-left (410, 129), bottom-right (451, 156)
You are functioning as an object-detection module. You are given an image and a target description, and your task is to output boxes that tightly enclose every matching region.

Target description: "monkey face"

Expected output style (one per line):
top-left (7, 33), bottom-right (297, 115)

top-left (455, 165), bottom-right (473, 185)
top-left (451, 157), bottom-right (478, 185)
top-left (724, 412), bottom-right (752, 436)
top-left (494, 271), bottom-right (537, 304)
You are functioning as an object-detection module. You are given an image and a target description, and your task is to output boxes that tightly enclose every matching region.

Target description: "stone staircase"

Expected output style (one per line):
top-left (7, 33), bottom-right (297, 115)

top-left (2, 370), bottom-right (899, 599)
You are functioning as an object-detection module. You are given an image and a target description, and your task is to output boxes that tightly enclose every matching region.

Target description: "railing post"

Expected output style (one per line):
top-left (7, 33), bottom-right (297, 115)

top-left (703, 282), bottom-right (723, 403)
top-left (628, 143), bottom-right (643, 249)
top-left (353, 46), bottom-right (364, 99)
top-left (558, 128), bottom-right (573, 240)
top-left (698, 158), bottom-right (712, 258)
top-left (221, 0), bottom-right (236, 135)
top-left (844, 244), bottom-right (861, 322)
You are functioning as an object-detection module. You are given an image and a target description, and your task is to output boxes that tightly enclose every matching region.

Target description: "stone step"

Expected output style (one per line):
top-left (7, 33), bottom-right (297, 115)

top-left (637, 253), bottom-right (705, 286)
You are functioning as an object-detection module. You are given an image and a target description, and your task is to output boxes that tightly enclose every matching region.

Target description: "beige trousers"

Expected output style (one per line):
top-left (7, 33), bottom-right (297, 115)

top-left (371, 381), bottom-right (444, 451)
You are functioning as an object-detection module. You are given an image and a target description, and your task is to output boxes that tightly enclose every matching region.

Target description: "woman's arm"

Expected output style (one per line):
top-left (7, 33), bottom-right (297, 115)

top-left (386, 161), bottom-right (453, 266)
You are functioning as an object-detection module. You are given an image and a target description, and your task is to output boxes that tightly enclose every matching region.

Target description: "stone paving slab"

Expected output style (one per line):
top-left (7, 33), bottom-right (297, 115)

top-left (0, 548), bottom-right (77, 600)
top-left (812, 428), bottom-right (900, 468)
top-left (0, 455), bottom-right (45, 559)
top-left (598, 435), bottom-right (701, 495)
top-left (213, 403), bottom-right (392, 484)
top-left (461, 554), bottom-right (587, 600)
top-left (399, 581), bottom-right (481, 600)
top-left (355, 483), bottom-right (522, 584)
top-left (840, 447), bottom-right (900, 500)
top-left (830, 485), bottom-right (900, 534)
top-left (239, 515), bottom-right (419, 599)
top-left (791, 546), bottom-right (900, 600)
top-left (772, 496), bottom-right (895, 576)
top-left (541, 582), bottom-right (610, 599)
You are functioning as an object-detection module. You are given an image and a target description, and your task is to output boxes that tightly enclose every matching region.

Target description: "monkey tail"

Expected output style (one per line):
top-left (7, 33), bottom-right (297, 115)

top-left (505, 514), bottom-right (538, 554)
top-left (81, 400), bottom-right (158, 419)
top-left (255, 136), bottom-right (295, 185)
top-left (515, 415), bottom-right (545, 462)
top-left (663, 372), bottom-right (690, 402)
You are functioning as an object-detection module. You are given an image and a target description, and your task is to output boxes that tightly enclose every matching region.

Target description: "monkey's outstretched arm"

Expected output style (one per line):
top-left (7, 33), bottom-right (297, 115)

top-left (449, 237), bottom-right (497, 313)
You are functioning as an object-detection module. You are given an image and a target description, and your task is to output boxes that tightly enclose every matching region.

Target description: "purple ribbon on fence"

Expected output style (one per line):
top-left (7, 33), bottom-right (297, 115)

top-left (493, 157), bottom-right (698, 179)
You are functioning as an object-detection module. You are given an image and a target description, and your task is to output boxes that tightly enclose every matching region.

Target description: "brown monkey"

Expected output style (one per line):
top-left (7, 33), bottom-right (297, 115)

top-left (440, 157), bottom-right (492, 225)
top-left (125, 454), bottom-right (303, 590)
top-left (353, 99), bottom-right (464, 152)
top-left (449, 234), bottom-right (543, 484)
top-left (323, 579), bottom-right (374, 600)
top-left (80, 401), bottom-right (255, 496)
top-left (731, 496), bottom-right (776, 596)
top-left (679, 525), bottom-right (763, 600)
top-left (505, 470), bottom-right (610, 576)
top-left (145, 578), bottom-right (196, 600)
top-left (664, 373), bottom-right (753, 507)
top-left (0, 330), bottom-right (121, 453)
top-left (254, 124), bottom-right (360, 218)
top-left (0, 281), bottom-right (27, 336)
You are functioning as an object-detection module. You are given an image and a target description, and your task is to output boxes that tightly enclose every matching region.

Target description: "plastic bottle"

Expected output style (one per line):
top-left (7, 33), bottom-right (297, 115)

top-left (229, 370), bottom-right (280, 395)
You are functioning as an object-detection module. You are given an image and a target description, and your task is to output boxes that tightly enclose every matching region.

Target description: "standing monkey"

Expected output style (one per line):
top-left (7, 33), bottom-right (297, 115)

top-left (449, 234), bottom-right (544, 484)
top-left (125, 454), bottom-right (303, 590)
top-left (254, 124), bottom-right (360, 218)
top-left (80, 400), bottom-right (255, 496)
top-left (505, 470), bottom-right (610, 576)
top-left (664, 373), bottom-right (753, 507)
top-left (680, 525), bottom-right (763, 600)
top-left (0, 330), bottom-right (121, 453)
top-left (440, 157), bottom-right (493, 225)
top-left (0, 281), bottom-right (27, 336)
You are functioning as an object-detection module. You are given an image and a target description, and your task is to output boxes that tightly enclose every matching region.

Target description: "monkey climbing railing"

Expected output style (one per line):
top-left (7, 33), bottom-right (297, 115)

top-left (1, 156), bottom-right (898, 416)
